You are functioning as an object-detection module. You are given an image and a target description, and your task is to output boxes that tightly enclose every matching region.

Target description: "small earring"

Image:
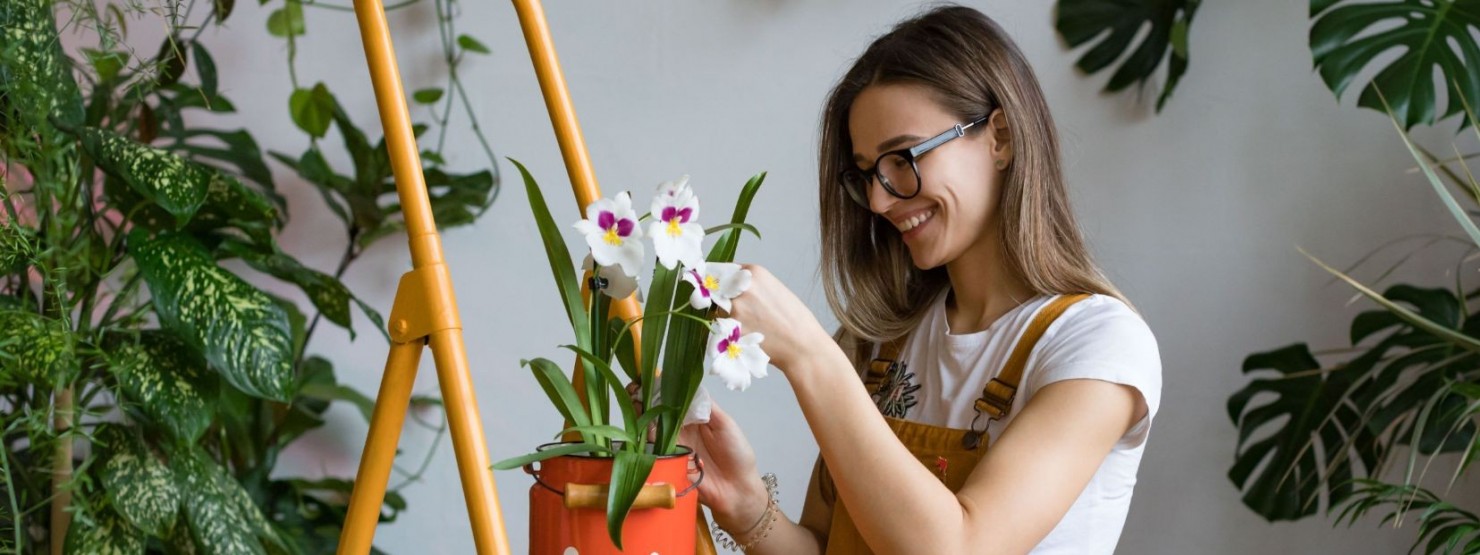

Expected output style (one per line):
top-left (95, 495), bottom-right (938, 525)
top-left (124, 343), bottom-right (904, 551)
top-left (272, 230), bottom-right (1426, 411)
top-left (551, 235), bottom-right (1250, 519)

top-left (995, 158), bottom-right (1008, 170)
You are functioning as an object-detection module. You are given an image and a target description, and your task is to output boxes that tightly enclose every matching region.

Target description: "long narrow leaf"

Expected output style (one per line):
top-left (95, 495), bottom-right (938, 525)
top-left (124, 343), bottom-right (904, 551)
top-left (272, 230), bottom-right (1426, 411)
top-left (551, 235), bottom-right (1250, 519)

top-left (511, 158), bottom-right (588, 341)
top-left (606, 450), bottom-right (656, 550)
top-left (640, 264), bottom-right (680, 412)
top-left (560, 344), bottom-right (638, 438)
top-left (1302, 247), bottom-right (1480, 353)
top-left (554, 425), bottom-right (634, 445)
top-left (1384, 105), bottom-right (1480, 249)
top-left (706, 172), bottom-right (766, 264)
top-left (524, 358), bottom-right (592, 439)
top-left (490, 442), bottom-right (612, 471)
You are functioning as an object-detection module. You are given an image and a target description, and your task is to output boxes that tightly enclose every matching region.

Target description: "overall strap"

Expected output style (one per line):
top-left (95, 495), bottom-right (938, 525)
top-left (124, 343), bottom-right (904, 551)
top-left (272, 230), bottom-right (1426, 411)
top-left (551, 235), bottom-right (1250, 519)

top-left (975, 293), bottom-right (1091, 420)
top-left (864, 293), bottom-right (1093, 418)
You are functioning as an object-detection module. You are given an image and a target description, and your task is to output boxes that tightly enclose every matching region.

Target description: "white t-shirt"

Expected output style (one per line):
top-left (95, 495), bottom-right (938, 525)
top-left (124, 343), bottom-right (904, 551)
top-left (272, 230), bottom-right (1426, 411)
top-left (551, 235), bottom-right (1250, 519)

top-left (871, 291), bottom-right (1162, 555)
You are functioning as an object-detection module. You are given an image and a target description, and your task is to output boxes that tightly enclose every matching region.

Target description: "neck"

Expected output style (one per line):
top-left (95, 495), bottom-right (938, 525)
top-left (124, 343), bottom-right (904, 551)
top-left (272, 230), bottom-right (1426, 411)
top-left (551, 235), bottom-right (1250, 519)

top-left (943, 228), bottom-right (1036, 334)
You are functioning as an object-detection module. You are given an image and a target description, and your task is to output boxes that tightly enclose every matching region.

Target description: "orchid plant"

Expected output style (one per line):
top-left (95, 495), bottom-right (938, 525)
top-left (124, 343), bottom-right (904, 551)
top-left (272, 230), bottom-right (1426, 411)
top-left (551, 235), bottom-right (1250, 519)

top-left (494, 161), bottom-right (767, 548)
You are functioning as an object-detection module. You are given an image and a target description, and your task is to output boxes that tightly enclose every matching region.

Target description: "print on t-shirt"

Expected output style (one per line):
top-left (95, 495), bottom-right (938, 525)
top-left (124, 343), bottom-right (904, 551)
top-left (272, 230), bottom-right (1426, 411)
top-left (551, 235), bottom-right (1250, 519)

top-left (871, 359), bottom-right (920, 418)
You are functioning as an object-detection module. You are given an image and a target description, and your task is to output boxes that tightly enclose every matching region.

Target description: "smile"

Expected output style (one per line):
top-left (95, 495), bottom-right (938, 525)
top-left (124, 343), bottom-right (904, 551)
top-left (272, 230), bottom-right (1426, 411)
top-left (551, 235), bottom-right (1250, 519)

top-left (895, 209), bottom-right (936, 233)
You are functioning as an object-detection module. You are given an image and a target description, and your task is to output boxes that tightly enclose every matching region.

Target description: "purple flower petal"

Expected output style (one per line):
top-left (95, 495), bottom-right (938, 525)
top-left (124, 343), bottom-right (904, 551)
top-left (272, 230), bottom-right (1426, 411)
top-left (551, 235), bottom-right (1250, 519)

top-left (661, 206), bottom-right (678, 222)
top-left (598, 211), bottom-right (615, 230)
top-left (676, 207), bottom-right (693, 223)
top-left (616, 218), bottom-right (635, 237)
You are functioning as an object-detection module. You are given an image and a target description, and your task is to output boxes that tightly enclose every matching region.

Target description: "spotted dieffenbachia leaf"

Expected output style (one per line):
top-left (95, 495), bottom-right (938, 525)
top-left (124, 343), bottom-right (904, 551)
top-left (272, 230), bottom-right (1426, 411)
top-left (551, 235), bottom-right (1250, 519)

top-left (217, 240), bottom-right (354, 335)
top-left (130, 233), bottom-right (295, 401)
top-left (96, 424), bottom-right (180, 537)
top-left (78, 126), bottom-right (211, 226)
top-left (0, 309), bottom-right (76, 386)
top-left (175, 449), bottom-right (281, 555)
top-left (106, 331), bottom-right (218, 443)
top-left (62, 505), bottom-right (144, 555)
top-left (0, 0), bottom-right (85, 132)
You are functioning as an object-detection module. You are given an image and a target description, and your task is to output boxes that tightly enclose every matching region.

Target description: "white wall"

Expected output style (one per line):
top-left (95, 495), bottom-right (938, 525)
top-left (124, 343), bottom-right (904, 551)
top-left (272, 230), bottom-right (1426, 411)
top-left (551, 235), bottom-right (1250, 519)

top-left (179, 0), bottom-right (1480, 552)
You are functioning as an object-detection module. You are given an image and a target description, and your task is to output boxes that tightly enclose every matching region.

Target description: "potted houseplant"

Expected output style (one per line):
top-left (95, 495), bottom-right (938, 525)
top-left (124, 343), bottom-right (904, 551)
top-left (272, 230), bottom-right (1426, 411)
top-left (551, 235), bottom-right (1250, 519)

top-left (493, 162), bottom-right (767, 554)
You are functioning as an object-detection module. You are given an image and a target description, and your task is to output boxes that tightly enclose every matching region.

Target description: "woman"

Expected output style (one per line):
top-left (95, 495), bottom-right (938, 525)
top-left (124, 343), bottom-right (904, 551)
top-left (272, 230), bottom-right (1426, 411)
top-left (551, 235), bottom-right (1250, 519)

top-left (681, 5), bottom-right (1162, 555)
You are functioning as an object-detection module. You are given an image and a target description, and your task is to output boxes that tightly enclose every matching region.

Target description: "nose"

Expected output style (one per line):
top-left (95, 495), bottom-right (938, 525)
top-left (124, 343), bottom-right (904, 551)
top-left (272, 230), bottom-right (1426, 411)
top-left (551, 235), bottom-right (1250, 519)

top-left (866, 176), bottom-right (896, 215)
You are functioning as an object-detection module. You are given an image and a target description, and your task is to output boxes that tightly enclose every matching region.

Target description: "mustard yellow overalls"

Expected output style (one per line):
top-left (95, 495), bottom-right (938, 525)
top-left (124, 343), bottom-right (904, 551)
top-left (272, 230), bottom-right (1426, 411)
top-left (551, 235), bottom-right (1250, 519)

top-left (804, 294), bottom-right (1090, 554)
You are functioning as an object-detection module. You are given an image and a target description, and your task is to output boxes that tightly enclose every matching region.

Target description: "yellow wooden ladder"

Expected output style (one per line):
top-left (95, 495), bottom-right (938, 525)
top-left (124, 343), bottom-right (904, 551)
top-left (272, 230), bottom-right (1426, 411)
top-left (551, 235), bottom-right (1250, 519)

top-left (333, 0), bottom-right (720, 553)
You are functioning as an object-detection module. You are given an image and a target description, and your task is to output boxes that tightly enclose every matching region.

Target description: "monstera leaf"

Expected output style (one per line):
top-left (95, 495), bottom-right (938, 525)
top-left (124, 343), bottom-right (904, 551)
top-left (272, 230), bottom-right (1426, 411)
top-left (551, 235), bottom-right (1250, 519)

top-left (130, 233), bottom-right (296, 401)
top-left (1311, 0), bottom-right (1480, 130)
top-left (1055, 0), bottom-right (1202, 111)
top-left (1229, 285), bottom-right (1479, 521)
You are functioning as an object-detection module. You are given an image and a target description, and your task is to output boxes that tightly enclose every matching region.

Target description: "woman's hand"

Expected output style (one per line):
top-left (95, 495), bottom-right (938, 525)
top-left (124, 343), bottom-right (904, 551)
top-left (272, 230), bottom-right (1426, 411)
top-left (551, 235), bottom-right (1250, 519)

top-left (725, 265), bottom-right (831, 372)
top-left (680, 403), bottom-right (770, 533)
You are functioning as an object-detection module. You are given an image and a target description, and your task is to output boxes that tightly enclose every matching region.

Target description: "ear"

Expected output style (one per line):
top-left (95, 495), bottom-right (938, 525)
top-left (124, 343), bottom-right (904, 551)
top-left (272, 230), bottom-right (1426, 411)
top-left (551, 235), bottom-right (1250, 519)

top-left (987, 108), bottom-right (1012, 167)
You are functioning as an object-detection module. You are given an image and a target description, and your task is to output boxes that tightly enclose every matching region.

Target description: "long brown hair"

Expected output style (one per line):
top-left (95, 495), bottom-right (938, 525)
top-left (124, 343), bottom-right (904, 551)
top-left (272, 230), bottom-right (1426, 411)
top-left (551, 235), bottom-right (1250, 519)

top-left (819, 5), bottom-right (1131, 362)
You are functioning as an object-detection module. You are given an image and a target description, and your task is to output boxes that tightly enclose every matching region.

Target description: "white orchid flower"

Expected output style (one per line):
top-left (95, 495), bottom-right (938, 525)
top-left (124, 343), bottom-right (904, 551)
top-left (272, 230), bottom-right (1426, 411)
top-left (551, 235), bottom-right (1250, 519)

top-left (581, 254), bottom-right (639, 300)
top-left (647, 179), bottom-right (704, 270)
top-left (655, 174), bottom-right (692, 201)
top-left (573, 192), bottom-right (644, 277)
top-left (681, 262), bottom-right (752, 312)
top-left (705, 318), bottom-right (769, 392)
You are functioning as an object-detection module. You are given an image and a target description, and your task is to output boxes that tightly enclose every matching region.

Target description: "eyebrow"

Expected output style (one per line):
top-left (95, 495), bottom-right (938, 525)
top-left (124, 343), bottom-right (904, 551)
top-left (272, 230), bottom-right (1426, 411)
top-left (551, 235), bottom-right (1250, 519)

top-left (852, 134), bottom-right (924, 164)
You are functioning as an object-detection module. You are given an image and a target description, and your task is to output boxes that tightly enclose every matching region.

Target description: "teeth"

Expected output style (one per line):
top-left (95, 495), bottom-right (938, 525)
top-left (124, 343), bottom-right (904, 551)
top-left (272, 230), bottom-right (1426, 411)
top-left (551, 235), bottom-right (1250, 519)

top-left (898, 210), bottom-right (934, 232)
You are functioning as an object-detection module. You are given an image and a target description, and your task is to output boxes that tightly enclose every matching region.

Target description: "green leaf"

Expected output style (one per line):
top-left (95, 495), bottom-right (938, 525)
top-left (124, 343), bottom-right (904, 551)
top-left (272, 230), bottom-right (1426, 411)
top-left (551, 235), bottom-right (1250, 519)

top-left (84, 48), bottom-right (129, 83)
top-left (218, 240), bottom-right (354, 335)
top-left (354, 295), bottom-right (391, 344)
top-left (152, 37), bottom-right (189, 88)
top-left (0, 309), bottom-right (76, 386)
top-left (606, 450), bottom-right (656, 549)
top-left (412, 87), bottom-right (444, 105)
top-left (1302, 247), bottom-right (1480, 353)
top-left (457, 34), bottom-right (491, 54)
top-left (1310, 0), bottom-right (1480, 130)
top-left (0, 0), bottom-right (86, 130)
top-left (174, 449), bottom-right (281, 554)
top-left (131, 233), bottom-right (296, 401)
top-left (63, 505), bottom-right (145, 555)
top-left (491, 442), bottom-right (612, 471)
top-left (97, 424), bottom-right (181, 536)
top-left (559, 344), bottom-right (639, 436)
top-left (289, 83), bottom-right (335, 139)
top-left (640, 264), bottom-right (680, 416)
top-left (190, 41), bottom-right (218, 98)
top-left (105, 331), bottom-right (218, 443)
top-left (1054, 0), bottom-right (1201, 112)
top-left (298, 380), bottom-right (376, 422)
top-left (78, 126), bottom-right (211, 225)
top-left (524, 358), bottom-right (592, 435)
top-left (555, 424), bottom-right (635, 444)
top-left (266, 1), bottom-right (304, 37)
top-left (706, 172), bottom-right (766, 264)
top-left (610, 316), bottom-right (639, 382)
top-left (511, 158), bottom-right (588, 341)
top-left (703, 222), bottom-right (761, 240)
top-left (1387, 110), bottom-right (1480, 248)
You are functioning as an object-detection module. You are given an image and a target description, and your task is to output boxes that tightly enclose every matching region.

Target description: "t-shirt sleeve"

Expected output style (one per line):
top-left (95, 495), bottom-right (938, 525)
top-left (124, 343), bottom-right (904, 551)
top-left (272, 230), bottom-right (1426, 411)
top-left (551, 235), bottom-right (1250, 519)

top-left (1025, 296), bottom-right (1163, 449)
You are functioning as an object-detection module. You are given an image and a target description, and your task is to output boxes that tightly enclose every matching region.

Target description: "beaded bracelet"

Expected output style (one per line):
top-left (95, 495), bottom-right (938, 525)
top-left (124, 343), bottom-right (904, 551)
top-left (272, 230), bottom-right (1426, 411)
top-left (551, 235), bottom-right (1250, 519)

top-left (712, 473), bottom-right (779, 552)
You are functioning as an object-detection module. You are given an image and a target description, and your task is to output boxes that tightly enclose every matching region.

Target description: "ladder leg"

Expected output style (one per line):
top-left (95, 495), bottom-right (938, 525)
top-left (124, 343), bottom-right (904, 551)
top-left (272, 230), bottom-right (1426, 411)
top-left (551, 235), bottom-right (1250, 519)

top-left (430, 328), bottom-right (510, 554)
top-left (338, 340), bottom-right (424, 554)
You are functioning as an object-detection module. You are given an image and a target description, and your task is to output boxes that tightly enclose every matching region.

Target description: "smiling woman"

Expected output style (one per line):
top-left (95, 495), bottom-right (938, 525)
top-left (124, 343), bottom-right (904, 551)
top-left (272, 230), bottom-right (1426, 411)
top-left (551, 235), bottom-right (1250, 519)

top-left (677, 5), bottom-right (1162, 555)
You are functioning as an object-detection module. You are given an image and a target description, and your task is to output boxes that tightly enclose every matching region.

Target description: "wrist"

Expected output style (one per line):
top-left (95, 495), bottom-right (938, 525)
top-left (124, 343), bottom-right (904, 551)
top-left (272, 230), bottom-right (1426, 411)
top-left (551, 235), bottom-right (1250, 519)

top-left (715, 477), bottom-right (770, 533)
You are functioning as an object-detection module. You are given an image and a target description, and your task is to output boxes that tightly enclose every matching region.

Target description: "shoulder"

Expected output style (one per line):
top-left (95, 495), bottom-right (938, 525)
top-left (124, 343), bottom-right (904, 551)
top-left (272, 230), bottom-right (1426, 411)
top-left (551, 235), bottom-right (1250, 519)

top-left (1028, 294), bottom-right (1162, 414)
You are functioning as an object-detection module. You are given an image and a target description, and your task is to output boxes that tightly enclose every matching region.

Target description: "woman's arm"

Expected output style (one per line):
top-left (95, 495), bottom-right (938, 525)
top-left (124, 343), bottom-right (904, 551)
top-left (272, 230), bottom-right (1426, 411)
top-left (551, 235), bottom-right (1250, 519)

top-left (727, 266), bottom-right (1146, 555)
top-left (788, 344), bottom-right (1143, 555)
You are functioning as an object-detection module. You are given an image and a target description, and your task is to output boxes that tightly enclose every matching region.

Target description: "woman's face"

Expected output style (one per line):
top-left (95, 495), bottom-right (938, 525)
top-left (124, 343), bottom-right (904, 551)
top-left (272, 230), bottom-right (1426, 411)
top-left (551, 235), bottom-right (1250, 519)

top-left (847, 82), bottom-right (1008, 270)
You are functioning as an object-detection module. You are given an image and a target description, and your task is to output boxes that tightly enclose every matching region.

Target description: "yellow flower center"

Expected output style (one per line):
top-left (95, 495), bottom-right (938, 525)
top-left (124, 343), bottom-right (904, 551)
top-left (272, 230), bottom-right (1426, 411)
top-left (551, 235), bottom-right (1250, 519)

top-left (603, 228), bottom-right (623, 246)
top-left (726, 343), bottom-right (742, 359)
top-left (666, 218), bottom-right (683, 237)
top-left (703, 275), bottom-right (720, 291)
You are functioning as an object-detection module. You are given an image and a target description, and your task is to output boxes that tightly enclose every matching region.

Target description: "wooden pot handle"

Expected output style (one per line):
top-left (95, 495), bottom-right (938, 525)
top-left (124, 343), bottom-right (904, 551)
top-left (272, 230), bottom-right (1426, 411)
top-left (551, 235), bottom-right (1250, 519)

top-left (563, 483), bottom-right (677, 510)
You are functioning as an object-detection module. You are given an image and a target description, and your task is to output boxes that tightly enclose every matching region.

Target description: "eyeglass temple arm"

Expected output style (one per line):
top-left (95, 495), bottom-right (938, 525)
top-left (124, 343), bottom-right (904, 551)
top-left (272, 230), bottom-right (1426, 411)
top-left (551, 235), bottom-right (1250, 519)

top-left (908, 115), bottom-right (990, 158)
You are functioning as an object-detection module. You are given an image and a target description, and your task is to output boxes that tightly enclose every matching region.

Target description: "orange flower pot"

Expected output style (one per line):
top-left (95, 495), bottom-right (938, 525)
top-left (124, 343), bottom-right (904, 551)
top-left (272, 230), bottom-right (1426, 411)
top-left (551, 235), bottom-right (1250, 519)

top-left (525, 443), bottom-right (700, 555)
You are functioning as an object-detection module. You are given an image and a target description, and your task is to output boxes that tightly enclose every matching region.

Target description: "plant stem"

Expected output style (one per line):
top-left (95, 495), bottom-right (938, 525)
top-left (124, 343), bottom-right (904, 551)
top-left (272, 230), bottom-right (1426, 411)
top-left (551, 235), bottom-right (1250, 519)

top-left (48, 385), bottom-right (72, 555)
top-left (0, 429), bottom-right (24, 552)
